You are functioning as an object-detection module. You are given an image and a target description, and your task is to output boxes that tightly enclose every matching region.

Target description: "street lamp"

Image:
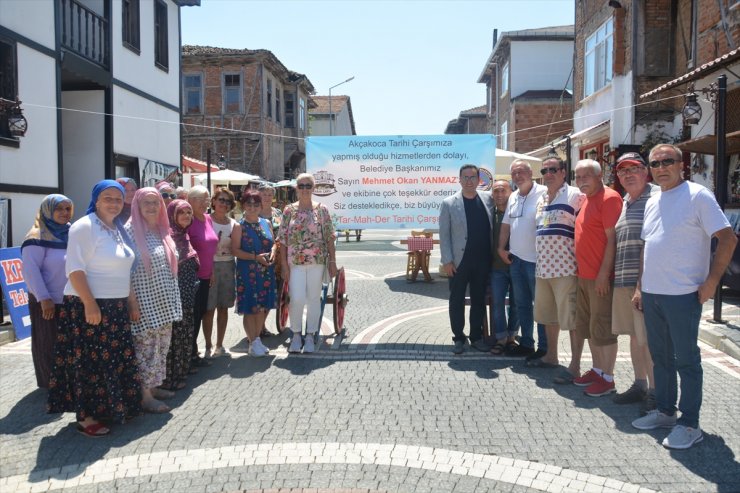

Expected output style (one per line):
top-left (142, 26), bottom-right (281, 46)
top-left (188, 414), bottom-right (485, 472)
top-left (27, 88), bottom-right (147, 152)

top-left (328, 76), bottom-right (354, 136)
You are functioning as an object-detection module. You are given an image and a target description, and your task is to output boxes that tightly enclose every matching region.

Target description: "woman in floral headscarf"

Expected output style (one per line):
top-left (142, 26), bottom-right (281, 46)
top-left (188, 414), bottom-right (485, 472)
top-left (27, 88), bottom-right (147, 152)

top-left (161, 199), bottom-right (200, 390)
top-left (47, 180), bottom-right (141, 437)
top-left (21, 194), bottom-right (74, 388)
top-left (125, 188), bottom-right (182, 413)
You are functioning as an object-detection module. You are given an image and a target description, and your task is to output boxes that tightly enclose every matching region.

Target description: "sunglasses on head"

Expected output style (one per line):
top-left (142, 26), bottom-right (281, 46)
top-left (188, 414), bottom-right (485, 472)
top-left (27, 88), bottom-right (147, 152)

top-left (540, 166), bottom-right (562, 176)
top-left (161, 192), bottom-right (176, 199)
top-left (297, 183), bottom-right (313, 190)
top-left (648, 158), bottom-right (679, 169)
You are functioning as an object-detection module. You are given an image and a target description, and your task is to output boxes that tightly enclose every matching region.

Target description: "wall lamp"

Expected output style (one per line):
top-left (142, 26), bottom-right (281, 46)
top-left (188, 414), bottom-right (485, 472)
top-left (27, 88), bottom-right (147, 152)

top-left (0, 97), bottom-right (28, 137)
top-left (682, 81), bottom-right (719, 126)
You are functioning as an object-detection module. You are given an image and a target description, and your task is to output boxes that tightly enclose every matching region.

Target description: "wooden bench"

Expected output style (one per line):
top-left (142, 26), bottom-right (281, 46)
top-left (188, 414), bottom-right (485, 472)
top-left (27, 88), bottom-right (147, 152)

top-left (400, 231), bottom-right (440, 282)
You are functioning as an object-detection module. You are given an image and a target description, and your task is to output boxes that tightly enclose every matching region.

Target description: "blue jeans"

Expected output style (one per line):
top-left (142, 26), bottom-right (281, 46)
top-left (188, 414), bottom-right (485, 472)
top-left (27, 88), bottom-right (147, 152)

top-left (448, 257), bottom-right (488, 343)
top-left (490, 268), bottom-right (519, 340)
top-left (509, 256), bottom-right (546, 351)
top-left (642, 291), bottom-right (703, 428)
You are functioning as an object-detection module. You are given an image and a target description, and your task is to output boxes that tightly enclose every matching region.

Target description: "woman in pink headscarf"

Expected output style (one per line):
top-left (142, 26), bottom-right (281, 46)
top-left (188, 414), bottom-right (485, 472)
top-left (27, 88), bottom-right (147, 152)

top-left (125, 188), bottom-right (182, 414)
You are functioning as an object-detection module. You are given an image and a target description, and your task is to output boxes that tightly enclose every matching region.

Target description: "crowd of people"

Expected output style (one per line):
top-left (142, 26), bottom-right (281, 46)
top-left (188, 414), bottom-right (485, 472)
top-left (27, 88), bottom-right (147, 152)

top-left (439, 143), bottom-right (737, 450)
top-left (21, 173), bottom-right (336, 438)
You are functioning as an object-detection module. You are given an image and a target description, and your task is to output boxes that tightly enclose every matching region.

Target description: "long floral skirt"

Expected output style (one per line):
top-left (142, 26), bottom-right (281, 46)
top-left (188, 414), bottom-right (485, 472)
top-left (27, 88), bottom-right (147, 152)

top-left (47, 296), bottom-right (142, 423)
top-left (163, 257), bottom-right (199, 388)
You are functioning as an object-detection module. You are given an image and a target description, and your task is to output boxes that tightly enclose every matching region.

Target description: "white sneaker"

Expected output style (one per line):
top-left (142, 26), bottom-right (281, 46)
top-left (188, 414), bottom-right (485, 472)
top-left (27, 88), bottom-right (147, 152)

top-left (253, 337), bottom-right (269, 354)
top-left (632, 410), bottom-right (677, 430)
top-left (203, 347), bottom-right (213, 359)
top-left (249, 339), bottom-right (268, 357)
top-left (662, 425), bottom-right (703, 450)
top-left (230, 338), bottom-right (249, 353)
top-left (288, 333), bottom-right (303, 353)
top-left (303, 334), bottom-right (315, 353)
top-left (212, 346), bottom-right (226, 357)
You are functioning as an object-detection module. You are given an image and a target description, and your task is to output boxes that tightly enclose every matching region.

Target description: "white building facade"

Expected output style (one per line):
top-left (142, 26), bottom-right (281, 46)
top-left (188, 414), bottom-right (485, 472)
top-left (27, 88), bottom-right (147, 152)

top-left (0, 0), bottom-right (198, 246)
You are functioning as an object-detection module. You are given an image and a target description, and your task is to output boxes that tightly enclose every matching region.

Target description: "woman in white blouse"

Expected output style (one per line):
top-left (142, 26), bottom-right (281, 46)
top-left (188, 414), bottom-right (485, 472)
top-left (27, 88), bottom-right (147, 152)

top-left (125, 188), bottom-right (182, 414)
top-left (47, 180), bottom-right (141, 438)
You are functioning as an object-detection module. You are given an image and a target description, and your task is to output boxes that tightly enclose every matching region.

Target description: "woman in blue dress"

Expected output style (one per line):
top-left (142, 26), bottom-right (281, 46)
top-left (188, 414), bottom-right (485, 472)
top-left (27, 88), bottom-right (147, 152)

top-left (232, 191), bottom-right (277, 357)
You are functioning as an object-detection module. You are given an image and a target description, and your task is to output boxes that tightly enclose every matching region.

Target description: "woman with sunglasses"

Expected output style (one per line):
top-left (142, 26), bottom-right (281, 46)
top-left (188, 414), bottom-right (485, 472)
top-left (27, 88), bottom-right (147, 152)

top-left (202, 187), bottom-right (237, 358)
top-left (232, 191), bottom-right (276, 357)
top-left (125, 188), bottom-right (182, 413)
top-left (187, 186), bottom-right (219, 367)
top-left (47, 180), bottom-right (141, 437)
top-left (279, 173), bottom-right (337, 354)
top-left (21, 194), bottom-right (74, 388)
top-left (156, 181), bottom-right (177, 207)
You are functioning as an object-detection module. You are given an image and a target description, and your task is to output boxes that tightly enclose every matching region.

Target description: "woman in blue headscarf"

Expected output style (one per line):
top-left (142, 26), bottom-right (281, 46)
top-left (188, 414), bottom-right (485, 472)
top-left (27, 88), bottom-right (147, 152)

top-left (47, 180), bottom-right (142, 438)
top-left (21, 194), bottom-right (74, 389)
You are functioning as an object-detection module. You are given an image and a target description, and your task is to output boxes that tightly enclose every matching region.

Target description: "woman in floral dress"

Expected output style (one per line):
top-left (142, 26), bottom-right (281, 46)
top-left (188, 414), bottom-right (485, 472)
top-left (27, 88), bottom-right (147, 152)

top-left (161, 199), bottom-right (200, 390)
top-left (47, 180), bottom-right (140, 437)
top-left (125, 188), bottom-right (182, 413)
top-left (279, 173), bottom-right (337, 354)
top-left (232, 191), bottom-right (277, 357)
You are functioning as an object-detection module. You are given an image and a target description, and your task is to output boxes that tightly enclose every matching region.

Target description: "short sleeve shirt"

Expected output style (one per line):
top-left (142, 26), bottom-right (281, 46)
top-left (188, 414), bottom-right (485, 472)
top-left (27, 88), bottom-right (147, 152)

top-left (278, 204), bottom-right (335, 265)
top-left (575, 187), bottom-right (623, 280)
top-left (502, 183), bottom-right (546, 263)
top-left (613, 183), bottom-right (658, 288)
top-left (535, 183), bottom-right (584, 278)
top-left (641, 181), bottom-right (731, 295)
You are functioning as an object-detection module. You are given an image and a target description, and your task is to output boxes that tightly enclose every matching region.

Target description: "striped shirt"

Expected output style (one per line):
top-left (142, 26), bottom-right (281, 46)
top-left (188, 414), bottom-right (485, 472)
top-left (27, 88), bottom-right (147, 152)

top-left (535, 183), bottom-right (584, 278)
top-left (614, 183), bottom-right (658, 288)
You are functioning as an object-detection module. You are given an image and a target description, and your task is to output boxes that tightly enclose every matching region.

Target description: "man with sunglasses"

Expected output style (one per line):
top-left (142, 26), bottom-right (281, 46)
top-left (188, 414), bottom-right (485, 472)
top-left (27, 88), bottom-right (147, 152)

top-left (529, 157), bottom-right (584, 373)
top-left (497, 160), bottom-right (547, 358)
top-left (632, 144), bottom-right (736, 449)
top-left (440, 164), bottom-right (494, 354)
top-left (610, 152), bottom-right (658, 413)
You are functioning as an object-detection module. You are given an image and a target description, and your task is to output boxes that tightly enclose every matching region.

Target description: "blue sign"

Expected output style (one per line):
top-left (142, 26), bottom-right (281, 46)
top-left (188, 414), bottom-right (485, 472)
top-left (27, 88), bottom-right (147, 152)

top-left (0, 247), bottom-right (31, 340)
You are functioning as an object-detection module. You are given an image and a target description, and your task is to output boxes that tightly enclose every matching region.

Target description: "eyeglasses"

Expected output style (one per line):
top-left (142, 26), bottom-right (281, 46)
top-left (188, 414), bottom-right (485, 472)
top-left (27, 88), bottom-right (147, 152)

top-left (460, 175), bottom-right (479, 182)
top-left (509, 194), bottom-right (528, 218)
top-left (616, 166), bottom-right (645, 176)
top-left (216, 198), bottom-right (233, 205)
top-left (648, 158), bottom-right (679, 169)
top-left (540, 167), bottom-right (562, 176)
top-left (161, 192), bottom-right (176, 199)
top-left (243, 202), bottom-right (261, 207)
top-left (297, 184), bottom-right (313, 190)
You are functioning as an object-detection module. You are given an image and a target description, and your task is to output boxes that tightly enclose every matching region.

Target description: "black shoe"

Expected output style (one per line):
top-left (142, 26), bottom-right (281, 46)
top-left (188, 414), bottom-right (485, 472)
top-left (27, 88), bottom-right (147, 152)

top-left (639, 391), bottom-right (657, 416)
top-left (506, 345), bottom-right (535, 357)
top-left (453, 340), bottom-right (465, 355)
top-left (613, 382), bottom-right (647, 405)
top-left (470, 339), bottom-right (491, 352)
top-left (525, 349), bottom-right (547, 361)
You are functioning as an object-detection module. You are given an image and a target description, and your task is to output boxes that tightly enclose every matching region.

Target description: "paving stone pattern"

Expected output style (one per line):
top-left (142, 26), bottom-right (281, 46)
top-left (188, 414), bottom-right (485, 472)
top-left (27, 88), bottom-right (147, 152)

top-left (1, 231), bottom-right (739, 492)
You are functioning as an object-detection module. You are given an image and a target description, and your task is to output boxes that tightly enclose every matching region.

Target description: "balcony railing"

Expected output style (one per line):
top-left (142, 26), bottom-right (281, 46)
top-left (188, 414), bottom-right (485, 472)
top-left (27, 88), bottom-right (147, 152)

top-left (60, 0), bottom-right (109, 68)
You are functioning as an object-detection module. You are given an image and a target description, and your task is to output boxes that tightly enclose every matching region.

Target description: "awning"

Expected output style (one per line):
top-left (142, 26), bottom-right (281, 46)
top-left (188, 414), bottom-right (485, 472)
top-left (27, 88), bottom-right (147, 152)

top-left (677, 130), bottom-right (740, 155)
top-left (640, 48), bottom-right (740, 99)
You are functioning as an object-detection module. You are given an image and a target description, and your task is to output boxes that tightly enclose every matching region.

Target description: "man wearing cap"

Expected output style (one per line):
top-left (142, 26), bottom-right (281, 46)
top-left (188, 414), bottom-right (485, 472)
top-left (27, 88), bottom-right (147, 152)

top-left (632, 143), bottom-right (737, 449)
top-left (497, 159), bottom-right (547, 358)
top-left (610, 152), bottom-right (658, 412)
top-left (439, 164), bottom-right (494, 354)
top-left (528, 156), bottom-right (584, 371)
top-left (572, 159), bottom-right (622, 396)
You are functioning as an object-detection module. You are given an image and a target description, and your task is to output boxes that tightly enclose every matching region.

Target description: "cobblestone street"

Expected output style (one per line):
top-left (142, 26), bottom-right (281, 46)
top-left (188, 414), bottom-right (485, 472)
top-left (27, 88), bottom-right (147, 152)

top-left (1, 230), bottom-right (739, 493)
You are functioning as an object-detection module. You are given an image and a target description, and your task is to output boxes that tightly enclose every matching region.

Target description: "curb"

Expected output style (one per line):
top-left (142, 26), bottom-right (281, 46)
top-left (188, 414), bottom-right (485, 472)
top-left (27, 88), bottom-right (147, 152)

top-left (699, 323), bottom-right (740, 361)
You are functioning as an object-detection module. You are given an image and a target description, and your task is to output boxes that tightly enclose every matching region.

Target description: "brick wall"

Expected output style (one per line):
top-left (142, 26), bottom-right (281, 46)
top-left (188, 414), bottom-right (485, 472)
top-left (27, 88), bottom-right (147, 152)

top-left (511, 99), bottom-right (574, 154)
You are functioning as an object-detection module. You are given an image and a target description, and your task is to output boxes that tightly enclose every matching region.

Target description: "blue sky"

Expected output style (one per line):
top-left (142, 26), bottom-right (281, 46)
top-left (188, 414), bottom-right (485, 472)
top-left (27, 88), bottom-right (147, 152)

top-left (182, 0), bottom-right (575, 136)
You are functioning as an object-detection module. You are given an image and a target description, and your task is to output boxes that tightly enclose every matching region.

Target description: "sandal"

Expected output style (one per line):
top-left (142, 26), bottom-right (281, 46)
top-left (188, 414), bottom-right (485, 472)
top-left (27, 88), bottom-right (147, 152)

top-left (503, 341), bottom-right (519, 354)
top-left (490, 343), bottom-right (506, 355)
top-left (76, 422), bottom-right (110, 438)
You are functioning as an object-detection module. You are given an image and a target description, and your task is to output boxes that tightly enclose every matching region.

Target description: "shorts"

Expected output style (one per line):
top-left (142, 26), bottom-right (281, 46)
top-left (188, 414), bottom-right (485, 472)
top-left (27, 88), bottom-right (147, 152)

top-left (611, 286), bottom-right (647, 346)
top-left (206, 260), bottom-right (236, 310)
top-left (534, 276), bottom-right (577, 330)
top-left (575, 278), bottom-right (617, 346)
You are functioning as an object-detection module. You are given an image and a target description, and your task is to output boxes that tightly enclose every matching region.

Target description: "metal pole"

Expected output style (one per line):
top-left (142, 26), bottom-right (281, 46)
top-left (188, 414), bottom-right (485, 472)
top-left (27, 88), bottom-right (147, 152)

top-left (329, 88), bottom-right (333, 136)
top-left (565, 135), bottom-right (572, 184)
top-left (712, 74), bottom-right (727, 323)
top-left (207, 148), bottom-right (212, 196)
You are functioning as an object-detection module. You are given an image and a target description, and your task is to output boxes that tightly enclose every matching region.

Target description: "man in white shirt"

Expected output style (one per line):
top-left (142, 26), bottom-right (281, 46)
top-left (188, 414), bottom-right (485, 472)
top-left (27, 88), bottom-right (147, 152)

top-left (497, 160), bottom-right (547, 358)
top-left (631, 144), bottom-right (737, 450)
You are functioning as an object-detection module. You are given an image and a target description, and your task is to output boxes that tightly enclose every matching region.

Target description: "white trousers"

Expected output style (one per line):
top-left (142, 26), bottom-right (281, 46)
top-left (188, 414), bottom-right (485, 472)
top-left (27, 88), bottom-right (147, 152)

top-left (288, 264), bottom-right (325, 334)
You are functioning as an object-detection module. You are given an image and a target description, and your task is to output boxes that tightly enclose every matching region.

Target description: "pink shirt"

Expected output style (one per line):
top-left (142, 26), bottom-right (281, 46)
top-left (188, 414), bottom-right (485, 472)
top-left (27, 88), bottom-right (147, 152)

top-left (188, 214), bottom-right (219, 279)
